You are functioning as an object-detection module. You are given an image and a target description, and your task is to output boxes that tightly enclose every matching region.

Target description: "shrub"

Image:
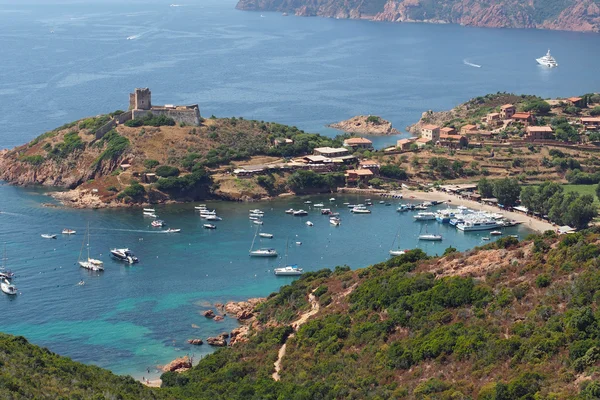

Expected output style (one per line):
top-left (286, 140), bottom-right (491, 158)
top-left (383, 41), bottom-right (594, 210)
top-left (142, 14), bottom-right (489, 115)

top-left (93, 130), bottom-right (129, 167)
top-left (124, 113), bottom-right (176, 127)
top-left (380, 164), bottom-right (408, 180)
top-left (143, 159), bottom-right (160, 169)
top-left (117, 182), bottom-right (145, 201)
top-left (155, 165), bottom-right (180, 177)
top-left (366, 115), bottom-right (382, 124)
top-left (47, 132), bottom-right (85, 160)
top-left (19, 155), bottom-right (44, 165)
top-left (536, 274), bottom-right (551, 288)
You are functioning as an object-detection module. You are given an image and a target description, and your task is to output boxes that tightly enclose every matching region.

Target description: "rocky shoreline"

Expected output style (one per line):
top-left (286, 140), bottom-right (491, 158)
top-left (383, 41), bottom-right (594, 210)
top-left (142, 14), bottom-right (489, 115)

top-left (329, 115), bottom-right (400, 136)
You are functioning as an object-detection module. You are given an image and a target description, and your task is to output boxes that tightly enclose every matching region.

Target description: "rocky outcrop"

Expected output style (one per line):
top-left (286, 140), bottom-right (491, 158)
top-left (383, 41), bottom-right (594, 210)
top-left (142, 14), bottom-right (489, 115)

top-left (162, 356), bottom-right (192, 372)
top-left (329, 115), bottom-right (400, 136)
top-left (224, 298), bottom-right (265, 321)
top-left (187, 338), bottom-right (204, 345)
top-left (229, 326), bottom-right (250, 346)
top-left (235, 0), bottom-right (600, 32)
top-left (207, 336), bottom-right (227, 347)
top-left (202, 310), bottom-right (215, 318)
top-left (214, 315), bottom-right (225, 321)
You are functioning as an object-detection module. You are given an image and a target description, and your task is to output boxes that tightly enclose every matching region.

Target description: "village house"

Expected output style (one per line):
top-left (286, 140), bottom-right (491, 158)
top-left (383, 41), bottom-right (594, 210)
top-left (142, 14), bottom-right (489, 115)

top-left (343, 137), bottom-right (373, 150)
top-left (273, 138), bottom-right (294, 146)
top-left (440, 127), bottom-right (456, 135)
top-left (302, 155), bottom-right (331, 164)
top-left (526, 126), bottom-right (554, 141)
top-left (345, 169), bottom-right (373, 184)
top-left (512, 112), bottom-right (534, 126)
top-left (359, 159), bottom-right (380, 173)
top-left (500, 104), bottom-right (516, 119)
top-left (415, 137), bottom-right (432, 148)
top-left (313, 147), bottom-right (349, 158)
top-left (437, 134), bottom-right (469, 149)
top-left (396, 138), bottom-right (414, 151)
top-left (581, 117), bottom-right (600, 131)
top-left (460, 124), bottom-right (478, 135)
top-left (566, 97), bottom-right (584, 108)
top-left (420, 124), bottom-right (441, 142)
top-left (486, 112), bottom-right (502, 127)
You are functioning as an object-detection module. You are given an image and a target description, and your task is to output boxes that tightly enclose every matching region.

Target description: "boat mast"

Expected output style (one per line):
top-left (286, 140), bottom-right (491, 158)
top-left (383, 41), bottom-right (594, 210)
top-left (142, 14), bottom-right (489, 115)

top-left (249, 225), bottom-right (258, 253)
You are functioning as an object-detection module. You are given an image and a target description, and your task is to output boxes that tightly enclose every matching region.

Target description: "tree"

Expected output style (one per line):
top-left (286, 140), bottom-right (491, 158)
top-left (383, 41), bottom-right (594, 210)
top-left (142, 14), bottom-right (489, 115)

top-left (492, 178), bottom-right (521, 207)
top-left (368, 178), bottom-right (384, 188)
top-left (590, 106), bottom-right (600, 116)
top-left (564, 194), bottom-right (597, 230)
top-left (478, 178), bottom-right (494, 198)
top-left (380, 164), bottom-right (408, 180)
top-left (523, 99), bottom-right (551, 115)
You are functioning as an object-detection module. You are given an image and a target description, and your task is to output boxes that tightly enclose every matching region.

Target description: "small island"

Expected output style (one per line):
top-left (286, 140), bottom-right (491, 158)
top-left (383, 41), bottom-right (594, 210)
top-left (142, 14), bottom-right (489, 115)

top-left (329, 115), bottom-right (400, 136)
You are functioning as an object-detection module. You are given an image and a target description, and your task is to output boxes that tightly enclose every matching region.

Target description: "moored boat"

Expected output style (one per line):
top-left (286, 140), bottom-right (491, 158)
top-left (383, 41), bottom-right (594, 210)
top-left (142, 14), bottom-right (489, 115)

top-left (253, 220), bottom-right (263, 225)
top-left (62, 229), bottom-right (76, 235)
top-left (78, 224), bottom-right (104, 271)
top-left (151, 220), bottom-right (164, 227)
top-left (165, 228), bottom-right (181, 233)
top-left (293, 210), bottom-right (308, 216)
top-left (41, 234), bottom-right (57, 239)
top-left (285, 208), bottom-right (295, 214)
top-left (274, 265), bottom-right (303, 276)
top-left (306, 221), bottom-right (313, 226)
top-left (110, 248), bottom-right (139, 264)
top-left (143, 208), bottom-right (155, 212)
top-left (490, 230), bottom-right (502, 236)
top-left (259, 233), bottom-right (274, 238)
top-left (351, 206), bottom-right (371, 214)
top-left (1, 278), bottom-right (17, 295)
top-left (203, 224), bottom-right (217, 229)
top-left (419, 234), bottom-right (443, 241)
top-left (330, 217), bottom-right (341, 226)
top-left (414, 212), bottom-right (436, 221)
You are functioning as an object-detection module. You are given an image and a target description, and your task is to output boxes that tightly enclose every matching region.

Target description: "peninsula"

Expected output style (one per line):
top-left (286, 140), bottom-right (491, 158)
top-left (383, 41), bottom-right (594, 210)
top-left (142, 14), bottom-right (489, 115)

top-left (329, 115), bottom-right (400, 136)
top-left (236, 0), bottom-right (600, 33)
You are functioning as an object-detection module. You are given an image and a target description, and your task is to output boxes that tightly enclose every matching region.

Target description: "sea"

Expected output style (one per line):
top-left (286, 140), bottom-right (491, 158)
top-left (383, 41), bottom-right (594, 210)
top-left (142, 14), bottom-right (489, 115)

top-left (0, 0), bottom-right (598, 378)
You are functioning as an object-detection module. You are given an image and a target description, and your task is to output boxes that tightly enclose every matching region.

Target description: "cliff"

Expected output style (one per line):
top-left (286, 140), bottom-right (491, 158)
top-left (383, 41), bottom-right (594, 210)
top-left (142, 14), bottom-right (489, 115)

top-left (236, 0), bottom-right (600, 32)
top-left (0, 114), bottom-right (342, 207)
top-left (329, 115), bottom-right (400, 135)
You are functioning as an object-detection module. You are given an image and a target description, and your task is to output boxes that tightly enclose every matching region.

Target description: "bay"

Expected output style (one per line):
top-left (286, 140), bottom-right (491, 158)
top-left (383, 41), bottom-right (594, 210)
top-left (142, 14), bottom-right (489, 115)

top-left (0, 0), bottom-right (596, 378)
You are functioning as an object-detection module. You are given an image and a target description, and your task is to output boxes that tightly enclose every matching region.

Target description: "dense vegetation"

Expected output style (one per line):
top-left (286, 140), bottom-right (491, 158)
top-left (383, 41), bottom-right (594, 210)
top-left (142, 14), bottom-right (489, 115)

top-left (93, 129), bottom-right (130, 167)
top-left (124, 113), bottom-right (176, 127)
top-left (477, 177), bottom-right (521, 207)
top-left (286, 170), bottom-right (345, 194)
top-left (0, 333), bottom-right (165, 399)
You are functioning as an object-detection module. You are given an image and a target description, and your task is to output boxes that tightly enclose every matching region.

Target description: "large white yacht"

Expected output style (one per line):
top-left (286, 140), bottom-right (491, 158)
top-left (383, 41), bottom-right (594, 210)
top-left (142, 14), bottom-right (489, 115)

top-left (456, 219), bottom-right (502, 232)
top-left (536, 49), bottom-right (558, 68)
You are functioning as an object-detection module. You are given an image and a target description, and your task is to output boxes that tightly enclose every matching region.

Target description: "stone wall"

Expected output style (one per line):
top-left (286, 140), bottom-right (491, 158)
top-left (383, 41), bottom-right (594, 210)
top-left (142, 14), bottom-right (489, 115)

top-left (115, 111), bottom-right (133, 124)
top-left (95, 120), bottom-right (117, 140)
top-left (132, 107), bottom-right (201, 126)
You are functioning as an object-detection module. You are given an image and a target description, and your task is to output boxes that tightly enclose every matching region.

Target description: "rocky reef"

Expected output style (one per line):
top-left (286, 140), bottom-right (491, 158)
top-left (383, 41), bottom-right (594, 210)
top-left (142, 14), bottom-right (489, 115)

top-left (329, 115), bottom-right (399, 136)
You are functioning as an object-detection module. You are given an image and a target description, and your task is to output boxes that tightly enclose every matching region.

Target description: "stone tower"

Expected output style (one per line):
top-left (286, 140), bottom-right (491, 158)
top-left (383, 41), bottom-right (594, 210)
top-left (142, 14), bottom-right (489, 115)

top-left (129, 88), bottom-right (152, 110)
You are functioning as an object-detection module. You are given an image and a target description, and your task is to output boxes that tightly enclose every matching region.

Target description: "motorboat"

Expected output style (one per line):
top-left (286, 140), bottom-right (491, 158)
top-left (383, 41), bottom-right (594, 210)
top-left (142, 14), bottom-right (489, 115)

top-left (274, 265), bottom-right (303, 276)
top-left (490, 230), bottom-right (502, 236)
top-left (203, 224), bottom-right (217, 230)
top-left (536, 49), bottom-right (558, 68)
top-left (151, 220), bottom-right (164, 227)
top-left (165, 228), bottom-right (181, 233)
top-left (414, 205), bottom-right (428, 210)
top-left (110, 248), bottom-right (139, 264)
top-left (249, 209), bottom-right (264, 215)
top-left (249, 216), bottom-right (259, 221)
top-left (62, 229), bottom-right (76, 235)
top-left (330, 217), bottom-right (341, 226)
top-left (77, 280), bottom-right (85, 286)
top-left (304, 201), bottom-right (312, 204)
top-left (206, 215), bottom-right (222, 221)
top-left (456, 219), bottom-right (502, 231)
top-left (389, 250), bottom-right (406, 256)
top-left (419, 234), bottom-right (443, 241)
top-left (321, 208), bottom-right (331, 215)
top-left (295, 241), bottom-right (302, 245)
top-left (313, 203), bottom-right (324, 207)
top-left (259, 233), bottom-right (274, 238)
top-left (249, 248), bottom-right (277, 257)
top-left (329, 198), bottom-right (335, 201)
top-left (414, 212), bottom-right (436, 221)
top-left (1, 278), bottom-right (17, 295)
top-left (143, 208), bottom-right (155, 212)
top-left (365, 201), bottom-right (373, 206)
top-left (293, 210), bottom-right (308, 216)
top-left (397, 205), bottom-right (409, 212)
top-left (342, 202), bottom-right (349, 205)
top-left (194, 204), bottom-right (207, 210)
top-left (285, 208), bottom-right (295, 214)
top-left (143, 213), bottom-right (158, 218)
top-left (379, 201), bottom-right (385, 204)
top-left (41, 234), bottom-right (57, 239)
top-left (249, 213), bottom-right (263, 218)
top-left (306, 221), bottom-right (313, 226)
top-left (351, 206), bottom-right (371, 214)
top-left (200, 210), bottom-right (216, 216)
top-left (253, 220), bottom-right (263, 225)
top-left (78, 224), bottom-right (104, 271)
top-left (509, 235), bottom-right (519, 239)
top-left (143, 211), bottom-right (156, 216)
top-left (347, 204), bottom-right (356, 208)
top-left (482, 237), bottom-right (490, 241)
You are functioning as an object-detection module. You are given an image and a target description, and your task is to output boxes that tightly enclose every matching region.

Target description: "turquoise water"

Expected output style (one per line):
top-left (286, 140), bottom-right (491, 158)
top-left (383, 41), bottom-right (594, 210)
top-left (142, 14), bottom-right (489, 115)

top-left (0, 184), bottom-right (532, 377)
top-left (0, 0), bottom-right (597, 377)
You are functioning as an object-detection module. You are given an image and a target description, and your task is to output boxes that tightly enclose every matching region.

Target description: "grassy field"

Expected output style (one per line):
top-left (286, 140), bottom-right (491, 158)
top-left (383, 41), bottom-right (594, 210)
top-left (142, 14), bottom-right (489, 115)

top-left (562, 184), bottom-right (600, 204)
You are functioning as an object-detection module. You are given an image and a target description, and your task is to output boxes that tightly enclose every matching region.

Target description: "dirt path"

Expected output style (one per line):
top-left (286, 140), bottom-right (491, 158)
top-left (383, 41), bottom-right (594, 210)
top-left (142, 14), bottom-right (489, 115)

top-left (272, 292), bottom-right (320, 381)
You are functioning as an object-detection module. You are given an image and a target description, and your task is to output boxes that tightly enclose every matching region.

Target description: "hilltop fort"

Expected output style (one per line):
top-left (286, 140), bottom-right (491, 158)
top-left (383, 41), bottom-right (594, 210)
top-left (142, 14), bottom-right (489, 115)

top-left (128, 88), bottom-right (201, 126)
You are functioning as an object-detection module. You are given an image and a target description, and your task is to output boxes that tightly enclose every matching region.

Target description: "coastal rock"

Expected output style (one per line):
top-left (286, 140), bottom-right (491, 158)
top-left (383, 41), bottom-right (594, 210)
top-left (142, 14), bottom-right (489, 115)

top-left (207, 337), bottom-right (227, 347)
top-left (214, 315), bottom-right (225, 321)
top-left (187, 338), bottom-right (204, 345)
top-left (162, 356), bottom-right (192, 372)
top-left (202, 310), bottom-right (215, 318)
top-left (219, 332), bottom-right (230, 339)
top-left (229, 326), bottom-right (250, 346)
top-left (329, 115), bottom-right (399, 136)
top-left (224, 298), bottom-right (265, 321)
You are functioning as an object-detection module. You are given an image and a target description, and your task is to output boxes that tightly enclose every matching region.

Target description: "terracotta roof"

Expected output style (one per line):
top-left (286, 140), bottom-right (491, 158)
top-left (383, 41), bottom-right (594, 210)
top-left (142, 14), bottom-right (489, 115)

top-left (582, 117), bottom-right (600, 122)
top-left (440, 127), bottom-right (455, 133)
top-left (527, 126), bottom-right (553, 133)
top-left (500, 104), bottom-right (515, 109)
top-left (360, 159), bottom-right (380, 166)
top-left (345, 169), bottom-right (373, 176)
top-left (344, 137), bottom-right (373, 145)
top-left (462, 124), bottom-right (477, 130)
top-left (567, 97), bottom-right (583, 102)
top-left (512, 112), bottom-right (532, 119)
top-left (397, 138), bottom-right (413, 145)
top-left (439, 134), bottom-right (465, 140)
top-left (421, 124), bottom-right (440, 130)
top-left (416, 137), bottom-right (431, 143)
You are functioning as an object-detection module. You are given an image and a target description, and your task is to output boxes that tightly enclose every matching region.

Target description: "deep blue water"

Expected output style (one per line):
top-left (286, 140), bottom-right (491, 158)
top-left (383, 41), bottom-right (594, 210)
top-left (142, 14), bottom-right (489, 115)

top-left (0, 0), bottom-right (598, 378)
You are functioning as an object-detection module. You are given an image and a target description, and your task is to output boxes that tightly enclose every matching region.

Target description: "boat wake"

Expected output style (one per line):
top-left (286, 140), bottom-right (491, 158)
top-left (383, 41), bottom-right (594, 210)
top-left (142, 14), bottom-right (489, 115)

top-left (463, 59), bottom-right (481, 68)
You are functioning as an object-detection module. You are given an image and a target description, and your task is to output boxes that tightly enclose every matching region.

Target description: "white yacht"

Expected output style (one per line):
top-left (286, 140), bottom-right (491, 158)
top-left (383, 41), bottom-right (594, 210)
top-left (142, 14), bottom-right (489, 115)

top-left (351, 206), bottom-right (371, 214)
top-left (536, 49), bottom-right (558, 67)
top-left (203, 224), bottom-right (217, 230)
top-left (285, 208), bottom-right (295, 214)
top-left (41, 234), bottom-right (57, 239)
top-left (165, 228), bottom-right (181, 233)
top-left (389, 250), bottom-right (406, 256)
top-left (206, 215), bottom-right (222, 221)
top-left (259, 233), bottom-right (274, 238)
top-left (330, 216), bottom-right (341, 226)
top-left (151, 220), bottom-right (164, 227)
top-left (419, 234), bottom-right (443, 241)
top-left (1, 278), bottom-right (17, 295)
top-left (414, 212), bottom-right (436, 221)
top-left (62, 229), bottom-right (76, 235)
top-left (78, 224), bottom-right (104, 271)
top-left (306, 221), bottom-right (314, 226)
top-left (456, 219), bottom-right (502, 232)
top-left (143, 208), bottom-right (155, 213)
top-left (293, 210), bottom-right (308, 216)
top-left (274, 265), bottom-right (303, 276)
top-left (110, 248), bottom-right (139, 264)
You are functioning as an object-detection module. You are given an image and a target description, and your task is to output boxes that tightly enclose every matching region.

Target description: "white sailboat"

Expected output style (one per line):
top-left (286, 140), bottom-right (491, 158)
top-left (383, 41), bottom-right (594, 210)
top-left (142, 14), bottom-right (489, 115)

top-left (274, 238), bottom-right (303, 276)
top-left (1, 245), bottom-right (17, 295)
top-left (249, 226), bottom-right (277, 257)
top-left (78, 223), bottom-right (104, 271)
top-left (389, 224), bottom-right (406, 256)
top-left (418, 224), bottom-right (442, 241)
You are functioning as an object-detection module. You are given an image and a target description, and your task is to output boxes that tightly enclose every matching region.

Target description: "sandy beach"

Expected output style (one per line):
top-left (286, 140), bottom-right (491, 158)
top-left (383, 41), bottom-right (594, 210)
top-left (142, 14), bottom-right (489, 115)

top-left (399, 189), bottom-right (556, 233)
top-left (142, 378), bottom-right (162, 388)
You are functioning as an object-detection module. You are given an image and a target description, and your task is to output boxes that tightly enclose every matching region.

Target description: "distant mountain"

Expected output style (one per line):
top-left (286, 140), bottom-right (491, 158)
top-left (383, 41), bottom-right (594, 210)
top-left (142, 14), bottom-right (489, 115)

top-left (236, 0), bottom-right (600, 32)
